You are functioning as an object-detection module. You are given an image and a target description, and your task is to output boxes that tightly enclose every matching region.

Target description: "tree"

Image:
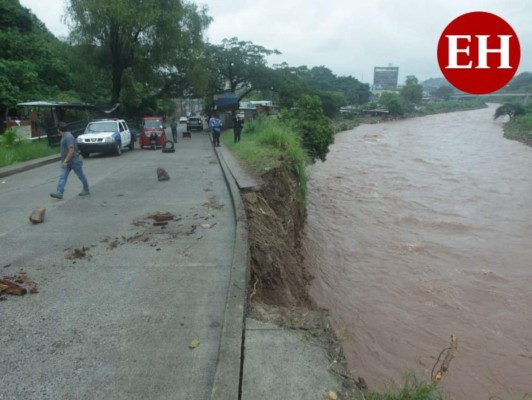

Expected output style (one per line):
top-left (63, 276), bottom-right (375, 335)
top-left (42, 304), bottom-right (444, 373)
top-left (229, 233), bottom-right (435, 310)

top-left (66, 0), bottom-right (211, 103)
top-left (400, 75), bottom-right (423, 104)
top-left (433, 85), bottom-right (454, 100)
top-left (494, 103), bottom-right (526, 121)
top-left (206, 37), bottom-right (281, 101)
top-left (292, 95), bottom-right (334, 163)
top-left (270, 63), bottom-right (312, 109)
top-left (1, 0), bottom-right (76, 124)
top-left (379, 92), bottom-right (405, 116)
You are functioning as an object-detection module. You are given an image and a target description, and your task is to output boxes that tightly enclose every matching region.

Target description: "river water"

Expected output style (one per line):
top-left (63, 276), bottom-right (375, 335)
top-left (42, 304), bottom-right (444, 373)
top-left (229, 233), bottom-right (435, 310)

top-left (302, 104), bottom-right (532, 400)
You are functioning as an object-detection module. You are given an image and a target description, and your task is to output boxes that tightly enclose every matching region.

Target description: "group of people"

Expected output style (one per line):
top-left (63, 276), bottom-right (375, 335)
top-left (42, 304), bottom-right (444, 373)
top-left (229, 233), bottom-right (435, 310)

top-left (209, 114), bottom-right (244, 146)
top-left (49, 112), bottom-right (245, 199)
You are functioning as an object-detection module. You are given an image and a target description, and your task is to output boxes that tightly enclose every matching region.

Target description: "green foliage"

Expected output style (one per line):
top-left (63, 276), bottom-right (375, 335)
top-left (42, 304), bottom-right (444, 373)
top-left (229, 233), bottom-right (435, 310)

top-left (292, 95), bottom-right (335, 162)
top-left (67, 0), bottom-right (211, 102)
top-left (503, 112), bottom-right (532, 142)
top-left (0, 129), bottom-right (20, 147)
top-left (356, 374), bottom-right (444, 400)
top-left (505, 71), bottom-right (532, 92)
top-left (432, 85), bottom-right (454, 101)
top-left (400, 75), bottom-right (423, 104)
top-left (0, 138), bottom-right (58, 167)
top-left (220, 115), bottom-right (309, 202)
top-left (0, 0), bottom-right (79, 122)
top-left (206, 37), bottom-right (280, 103)
top-left (494, 103), bottom-right (526, 121)
top-left (268, 64), bottom-right (369, 116)
top-left (421, 99), bottom-right (486, 114)
top-left (379, 92), bottom-right (405, 116)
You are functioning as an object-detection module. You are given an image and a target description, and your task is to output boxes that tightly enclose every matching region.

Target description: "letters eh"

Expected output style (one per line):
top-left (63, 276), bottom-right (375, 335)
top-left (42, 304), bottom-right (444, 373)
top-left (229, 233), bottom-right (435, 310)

top-left (445, 35), bottom-right (513, 69)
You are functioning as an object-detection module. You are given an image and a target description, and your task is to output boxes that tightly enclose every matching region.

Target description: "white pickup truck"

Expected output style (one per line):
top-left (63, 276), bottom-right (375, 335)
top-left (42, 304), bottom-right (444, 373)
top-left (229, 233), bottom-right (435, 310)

top-left (77, 119), bottom-right (135, 157)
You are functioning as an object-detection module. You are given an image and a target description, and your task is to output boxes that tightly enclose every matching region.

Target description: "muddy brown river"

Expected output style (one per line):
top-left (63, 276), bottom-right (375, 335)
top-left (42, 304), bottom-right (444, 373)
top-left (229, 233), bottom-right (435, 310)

top-left (302, 104), bottom-right (532, 399)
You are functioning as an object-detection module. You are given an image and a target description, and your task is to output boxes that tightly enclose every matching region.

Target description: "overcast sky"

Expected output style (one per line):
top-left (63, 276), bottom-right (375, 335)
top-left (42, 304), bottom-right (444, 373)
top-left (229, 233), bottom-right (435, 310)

top-left (18, 0), bottom-right (531, 85)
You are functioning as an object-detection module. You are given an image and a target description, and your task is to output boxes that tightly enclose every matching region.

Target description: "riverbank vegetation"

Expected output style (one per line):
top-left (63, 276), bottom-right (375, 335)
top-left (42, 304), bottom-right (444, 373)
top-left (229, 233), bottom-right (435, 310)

top-left (0, 130), bottom-right (58, 168)
top-left (494, 102), bottom-right (532, 146)
top-left (353, 374), bottom-right (444, 400)
top-left (332, 98), bottom-right (488, 133)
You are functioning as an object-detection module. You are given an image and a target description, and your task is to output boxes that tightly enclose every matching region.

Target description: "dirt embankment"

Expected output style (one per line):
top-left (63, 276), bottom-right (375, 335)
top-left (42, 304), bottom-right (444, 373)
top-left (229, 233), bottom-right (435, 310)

top-left (242, 167), bottom-right (364, 394)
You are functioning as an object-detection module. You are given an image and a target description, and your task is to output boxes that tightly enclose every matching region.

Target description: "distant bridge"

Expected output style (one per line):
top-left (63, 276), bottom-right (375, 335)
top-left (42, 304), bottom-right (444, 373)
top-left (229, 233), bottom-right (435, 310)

top-left (451, 92), bottom-right (530, 104)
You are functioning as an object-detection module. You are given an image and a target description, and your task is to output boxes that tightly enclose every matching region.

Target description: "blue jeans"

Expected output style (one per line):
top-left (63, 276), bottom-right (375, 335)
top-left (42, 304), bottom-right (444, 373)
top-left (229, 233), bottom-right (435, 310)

top-left (56, 158), bottom-right (90, 194)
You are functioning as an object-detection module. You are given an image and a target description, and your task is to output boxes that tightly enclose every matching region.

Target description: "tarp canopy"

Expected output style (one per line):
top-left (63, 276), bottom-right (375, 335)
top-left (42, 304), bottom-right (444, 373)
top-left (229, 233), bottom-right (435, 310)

top-left (17, 101), bottom-right (119, 114)
top-left (213, 92), bottom-right (239, 111)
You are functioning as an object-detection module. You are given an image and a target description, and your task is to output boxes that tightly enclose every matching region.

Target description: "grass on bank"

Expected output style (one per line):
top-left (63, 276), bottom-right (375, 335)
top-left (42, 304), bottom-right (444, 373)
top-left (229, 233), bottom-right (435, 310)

top-left (353, 374), bottom-right (445, 400)
top-left (0, 134), bottom-right (58, 168)
top-left (502, 110), bottom-right (532, 142)
top-left (220, 116), bottom-right (310, 201)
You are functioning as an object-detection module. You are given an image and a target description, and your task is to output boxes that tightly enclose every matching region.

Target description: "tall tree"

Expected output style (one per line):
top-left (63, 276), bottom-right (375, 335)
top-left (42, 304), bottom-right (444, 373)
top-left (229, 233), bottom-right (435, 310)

top-left (66, 0), bottom-right (211, 103)
top-left (206, 37), bottom-right (280, 100)
top-left (400, 75), bottom-right (423, 104)
top-left (0, 0), bottom-right (75, 123)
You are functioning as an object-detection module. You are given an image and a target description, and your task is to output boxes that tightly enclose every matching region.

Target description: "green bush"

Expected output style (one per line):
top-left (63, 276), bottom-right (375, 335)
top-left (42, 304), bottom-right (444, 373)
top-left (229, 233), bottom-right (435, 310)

top-left (503, 112), bottom-right (532, 140)
top-left (292, 94), bottom-right (335, 163)
top-left (0, 129), bottom-right (21, 147)
top-left (355, 374), bottom-right (444, 400)
top-left (220, 116), bottom-right (309, 202)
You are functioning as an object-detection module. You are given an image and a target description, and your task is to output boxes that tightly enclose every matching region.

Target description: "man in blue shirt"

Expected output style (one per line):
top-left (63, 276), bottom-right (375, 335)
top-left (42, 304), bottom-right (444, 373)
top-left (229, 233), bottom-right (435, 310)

top-left (50, 122), bottom-right (90, 199)
top-left (209, 114), bottom-right (223, 147)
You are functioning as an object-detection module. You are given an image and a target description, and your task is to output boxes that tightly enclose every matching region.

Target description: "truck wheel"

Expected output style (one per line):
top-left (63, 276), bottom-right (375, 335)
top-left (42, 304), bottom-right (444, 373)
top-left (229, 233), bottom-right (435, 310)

top-left (115, 142), bottom-right (122, 156)
top-left (81, 152), bottom-right (90, 158)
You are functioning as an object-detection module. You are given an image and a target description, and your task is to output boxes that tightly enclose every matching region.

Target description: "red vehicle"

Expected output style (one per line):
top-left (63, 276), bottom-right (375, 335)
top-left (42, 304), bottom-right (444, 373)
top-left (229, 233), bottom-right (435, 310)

top-left (139, 117), bottom-right (167, 149)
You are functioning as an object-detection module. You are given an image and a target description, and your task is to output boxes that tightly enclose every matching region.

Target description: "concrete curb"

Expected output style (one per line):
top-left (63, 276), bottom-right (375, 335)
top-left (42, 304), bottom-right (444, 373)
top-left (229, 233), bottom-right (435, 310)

top-left (210, 135), bottom-right (250, 400)
top-left (0, 154), bottom-right (60, 178)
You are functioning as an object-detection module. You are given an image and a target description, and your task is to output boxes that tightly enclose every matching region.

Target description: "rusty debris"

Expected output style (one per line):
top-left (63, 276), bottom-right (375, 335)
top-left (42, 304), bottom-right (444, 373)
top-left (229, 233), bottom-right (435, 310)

top-left (0, 272), bottom-right (39, 297)
top-left (150, 212), bottom-right (175, 222)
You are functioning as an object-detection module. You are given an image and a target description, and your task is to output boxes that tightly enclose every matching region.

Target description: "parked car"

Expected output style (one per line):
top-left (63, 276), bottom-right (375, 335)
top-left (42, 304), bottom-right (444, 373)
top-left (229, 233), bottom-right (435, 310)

top-left (77, 119), bottom-right (134, 157)
top-left (179, 116), bottom-right (188, 124)
top-left (139, 117), bottom-right (167, 149)
top-left (187, 116), bottom-right (203, 131)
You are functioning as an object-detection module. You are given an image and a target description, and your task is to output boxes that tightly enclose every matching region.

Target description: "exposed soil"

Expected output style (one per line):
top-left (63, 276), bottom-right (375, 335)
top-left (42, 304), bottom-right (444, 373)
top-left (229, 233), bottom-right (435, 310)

top-left (242, 166), bottom-right (364, 397)
top-left (242, 167), bottom-right (313, 308)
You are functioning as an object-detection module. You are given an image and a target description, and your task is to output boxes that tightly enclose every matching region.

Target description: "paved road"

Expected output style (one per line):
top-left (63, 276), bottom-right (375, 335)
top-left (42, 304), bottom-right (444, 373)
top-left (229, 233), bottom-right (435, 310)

top-left (0, 130), bottom-right (236, 399)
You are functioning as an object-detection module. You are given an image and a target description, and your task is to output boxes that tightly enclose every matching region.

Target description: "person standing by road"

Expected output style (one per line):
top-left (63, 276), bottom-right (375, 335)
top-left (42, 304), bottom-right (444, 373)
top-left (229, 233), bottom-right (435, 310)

top-left (209, 114), bottom-right (223, 147)
top-left (50, 122), bottom-right (90, 199)
top-left (170, 118), bottom-right (178, 142)
top-left (232, 114), bottom-right (244, 143)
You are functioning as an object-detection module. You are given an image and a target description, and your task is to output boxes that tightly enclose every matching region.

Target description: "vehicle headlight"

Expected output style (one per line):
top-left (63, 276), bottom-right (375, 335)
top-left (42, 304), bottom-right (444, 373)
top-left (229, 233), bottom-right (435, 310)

top-left (104, 136), bottom-right (114, 142)
top-left (77, 137), bottom-right (83, 143)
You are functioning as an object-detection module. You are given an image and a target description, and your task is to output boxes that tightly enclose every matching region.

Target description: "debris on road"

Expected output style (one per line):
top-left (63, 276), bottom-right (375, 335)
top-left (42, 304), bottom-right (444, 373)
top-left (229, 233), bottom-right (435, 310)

top-left (65, 247), bottom-right (92, 261)
top-left (0, 272), bottom-right (39, 296)
top-left (157, 167), bottom-right (170, 181)
top-left (150, 212), bottom-right (174, 222)
top-left (29, 207), bottom-right (46, 224)
top-left (188, 339), bottom-right (200, 349)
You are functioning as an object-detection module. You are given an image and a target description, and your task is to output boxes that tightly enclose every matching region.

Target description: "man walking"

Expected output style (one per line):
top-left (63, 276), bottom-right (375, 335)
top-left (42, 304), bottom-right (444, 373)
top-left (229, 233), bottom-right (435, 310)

top-left (170, 118), bottom-right (178, 142)
top-left (209, 114), bottom-right (223, 147)
top-left (232, 114), bottom-right (244, 143)
top-left (50, 122), bottom-right (90, 199)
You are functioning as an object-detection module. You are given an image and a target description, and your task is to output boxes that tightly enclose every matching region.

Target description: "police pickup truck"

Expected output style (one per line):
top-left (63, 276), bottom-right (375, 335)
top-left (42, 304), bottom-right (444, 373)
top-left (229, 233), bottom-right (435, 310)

top-left (77, 119), bottom-right (135, 157)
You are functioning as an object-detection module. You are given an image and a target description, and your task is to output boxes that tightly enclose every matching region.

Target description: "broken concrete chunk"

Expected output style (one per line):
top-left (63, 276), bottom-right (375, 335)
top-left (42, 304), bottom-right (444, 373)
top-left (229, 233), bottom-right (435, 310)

top-left (29, 207), bottom-right (46, 224)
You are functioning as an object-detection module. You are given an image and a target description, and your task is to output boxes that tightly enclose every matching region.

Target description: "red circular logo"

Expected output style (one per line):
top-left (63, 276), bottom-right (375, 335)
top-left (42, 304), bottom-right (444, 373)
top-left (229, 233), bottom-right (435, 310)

top-left (437, 11), bottom-right (520, 94)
